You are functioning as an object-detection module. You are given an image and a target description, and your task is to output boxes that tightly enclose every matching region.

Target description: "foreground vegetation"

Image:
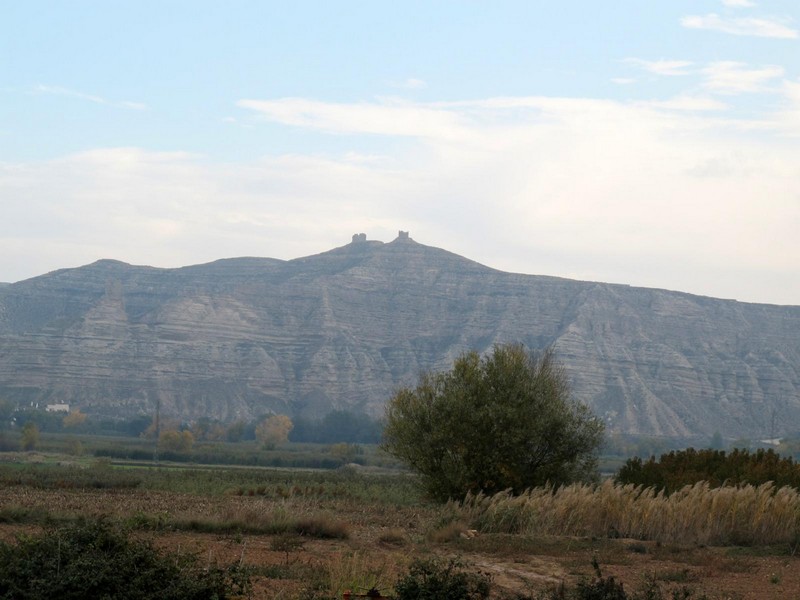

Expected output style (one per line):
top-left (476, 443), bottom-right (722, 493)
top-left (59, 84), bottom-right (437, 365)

top-left (4, 384), bottom-right (800, 598)
top-left (1, 453), bottom-right (800, 598)
top-left (0, 520), bottom-right (249, 600)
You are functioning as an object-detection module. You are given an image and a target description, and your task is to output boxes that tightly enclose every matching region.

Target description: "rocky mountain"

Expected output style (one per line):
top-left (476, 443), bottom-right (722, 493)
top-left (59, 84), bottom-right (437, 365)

top-left (1, 232), bottom-right (798, 438)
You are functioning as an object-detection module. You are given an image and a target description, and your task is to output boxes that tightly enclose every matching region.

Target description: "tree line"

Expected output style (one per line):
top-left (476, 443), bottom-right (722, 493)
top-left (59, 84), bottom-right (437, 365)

top-left (616, 447), bottom-right (800, 493)
top-left (0, 398), bottom-right (384, 451)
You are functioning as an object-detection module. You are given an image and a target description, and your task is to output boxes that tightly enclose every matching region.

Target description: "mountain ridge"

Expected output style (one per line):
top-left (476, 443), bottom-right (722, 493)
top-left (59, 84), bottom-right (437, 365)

top-left (0, 233), bottom-right (798, 438)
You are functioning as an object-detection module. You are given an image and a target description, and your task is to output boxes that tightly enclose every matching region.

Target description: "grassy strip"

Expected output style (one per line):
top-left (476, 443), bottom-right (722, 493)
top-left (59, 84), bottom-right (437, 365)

top-left (0, 460), bottom-right (422, 504)
top-left (17, 432), bottom-right (404, 470)
top-left (0, 503), bottom-right (350, 539)
top-left (0, 462), bottom-right (142, 490)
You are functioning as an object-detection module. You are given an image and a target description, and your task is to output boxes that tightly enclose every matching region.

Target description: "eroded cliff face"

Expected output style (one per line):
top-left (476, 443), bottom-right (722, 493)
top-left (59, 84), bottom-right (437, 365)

top-left (0, 235), bottom-right (798, 438)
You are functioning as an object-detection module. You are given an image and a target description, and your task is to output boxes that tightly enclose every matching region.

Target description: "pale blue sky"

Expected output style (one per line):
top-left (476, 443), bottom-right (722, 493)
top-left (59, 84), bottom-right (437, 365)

top-left (2, 1), bottom-right (799, 304)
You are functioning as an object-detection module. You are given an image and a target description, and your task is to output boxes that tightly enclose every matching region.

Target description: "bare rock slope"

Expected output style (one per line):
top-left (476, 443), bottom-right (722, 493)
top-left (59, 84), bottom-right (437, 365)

top-left (1, 234), bottom-right (798, 438)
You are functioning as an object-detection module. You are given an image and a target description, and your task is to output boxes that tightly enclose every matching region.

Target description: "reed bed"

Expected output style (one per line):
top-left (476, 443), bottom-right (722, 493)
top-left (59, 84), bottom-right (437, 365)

top-left (459, 479), bottom-right (800, 546)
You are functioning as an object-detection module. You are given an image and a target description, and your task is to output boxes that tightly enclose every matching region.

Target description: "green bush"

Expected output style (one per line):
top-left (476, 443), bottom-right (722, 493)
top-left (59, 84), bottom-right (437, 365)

top-left (383, 344), bottom-right (604, 501)
top-left (615, 448), bottom-right (800, 493)
top-left (0, 520), bottom-right (249, 599)
top-left (394, 557), bottom-right (491, 600)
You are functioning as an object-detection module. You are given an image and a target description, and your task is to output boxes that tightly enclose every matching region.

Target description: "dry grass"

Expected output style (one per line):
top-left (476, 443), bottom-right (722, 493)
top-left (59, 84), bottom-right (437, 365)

top-left (319, 550), bottom-right (400, 598)
top-left (459, 480), bottom-right (800, 546)
top-left (294, 514), bottom-right (350, 539)
top-left (427, 520), bottom-right (471, 543)
top-left (0, 485), bottom-right (356, 538)
top-left (377, 527), bottom-right (409, 546)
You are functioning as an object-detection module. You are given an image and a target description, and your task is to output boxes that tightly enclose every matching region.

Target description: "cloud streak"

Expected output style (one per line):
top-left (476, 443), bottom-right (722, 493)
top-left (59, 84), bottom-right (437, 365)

top-left (681, 13), bottom-right (798, 39)
top-left (624, 58), bottom-right (694, 76)
top-left (237, 97), bottom-right (470, 140)
top-left (34, 85), bottom-right (147, 110)
top-left (721, 0), bottom-right (756, 7)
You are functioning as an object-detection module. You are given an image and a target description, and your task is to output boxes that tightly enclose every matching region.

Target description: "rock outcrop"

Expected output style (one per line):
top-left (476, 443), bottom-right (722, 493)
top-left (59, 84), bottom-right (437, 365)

top-left (1, 234), bottom-right (798, 438)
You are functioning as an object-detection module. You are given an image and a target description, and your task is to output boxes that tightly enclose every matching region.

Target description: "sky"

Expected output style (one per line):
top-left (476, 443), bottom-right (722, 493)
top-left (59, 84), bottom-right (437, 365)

top-left (1, 1), bottom-right (799, 305)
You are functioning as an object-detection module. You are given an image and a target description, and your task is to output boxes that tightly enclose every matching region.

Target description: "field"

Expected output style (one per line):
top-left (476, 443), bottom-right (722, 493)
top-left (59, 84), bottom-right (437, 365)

top-left (1, 451), bottom-right (800, 599)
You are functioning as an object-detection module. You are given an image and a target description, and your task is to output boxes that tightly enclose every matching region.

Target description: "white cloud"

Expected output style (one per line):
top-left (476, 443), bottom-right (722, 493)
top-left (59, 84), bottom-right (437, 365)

top-left (624, 58), bottom-right (694, 76)
top-left (721, 0), bottom-right (756, 7)
top-left (772, 79), bottom-right (800, 136)
top-left (35, 84), bottom-right (105, 104)
top-left (681, 13), bottom-right (798, 39)
top-left (0, 147), bottom-right (416, 280)
top-left (34, 84), bottom-right (147, 110)
top-left (118, 101), bottom-right (147, 111)
top-left (701, 61), bottom-right (784, 94)
top-left (4, 92), bottom-right (800, 304)
top-left (641, 95), bottom-right (728, 111)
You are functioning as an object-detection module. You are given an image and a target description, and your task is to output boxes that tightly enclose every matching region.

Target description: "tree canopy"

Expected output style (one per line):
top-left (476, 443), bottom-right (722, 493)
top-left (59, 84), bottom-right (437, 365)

top-left (255, 414), bottom-right (293, 448)
top-left (382, 344), bottom-right (604, 500)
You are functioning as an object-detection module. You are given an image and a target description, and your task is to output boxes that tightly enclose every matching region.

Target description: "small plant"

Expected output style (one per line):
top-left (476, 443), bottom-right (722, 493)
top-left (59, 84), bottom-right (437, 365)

top-left (573, 558), bottom-right (627, 600)
top-left (654, 569), bottom-right (692, 584)
top-left (394, 557), bottom-right (491, 600)
top-left (65, 438), bottom-right (84, 456)
top-left (322, 550), bottom-right (390, 599)
top-left (270, 533), bottom-right (305, 565)
top-left (294, 514), bottom-right (350, 539)
top-left (626, 542), bottom-right (648, 555)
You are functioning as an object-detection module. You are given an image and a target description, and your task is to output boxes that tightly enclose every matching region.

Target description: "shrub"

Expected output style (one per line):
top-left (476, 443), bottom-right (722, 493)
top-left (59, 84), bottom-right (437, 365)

top-left (382, 344), bottom-right (604, 501)
top-left (294, 514), bottom-right (350, 539)
top-left (0, 520), bottom-right (249, 599)
top-left (394, 557), bottom-right (491, 600)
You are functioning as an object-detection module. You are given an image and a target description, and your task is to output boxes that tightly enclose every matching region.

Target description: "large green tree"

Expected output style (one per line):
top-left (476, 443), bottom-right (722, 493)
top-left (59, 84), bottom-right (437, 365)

top-left (382, 344), bottom-right (604, 500)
